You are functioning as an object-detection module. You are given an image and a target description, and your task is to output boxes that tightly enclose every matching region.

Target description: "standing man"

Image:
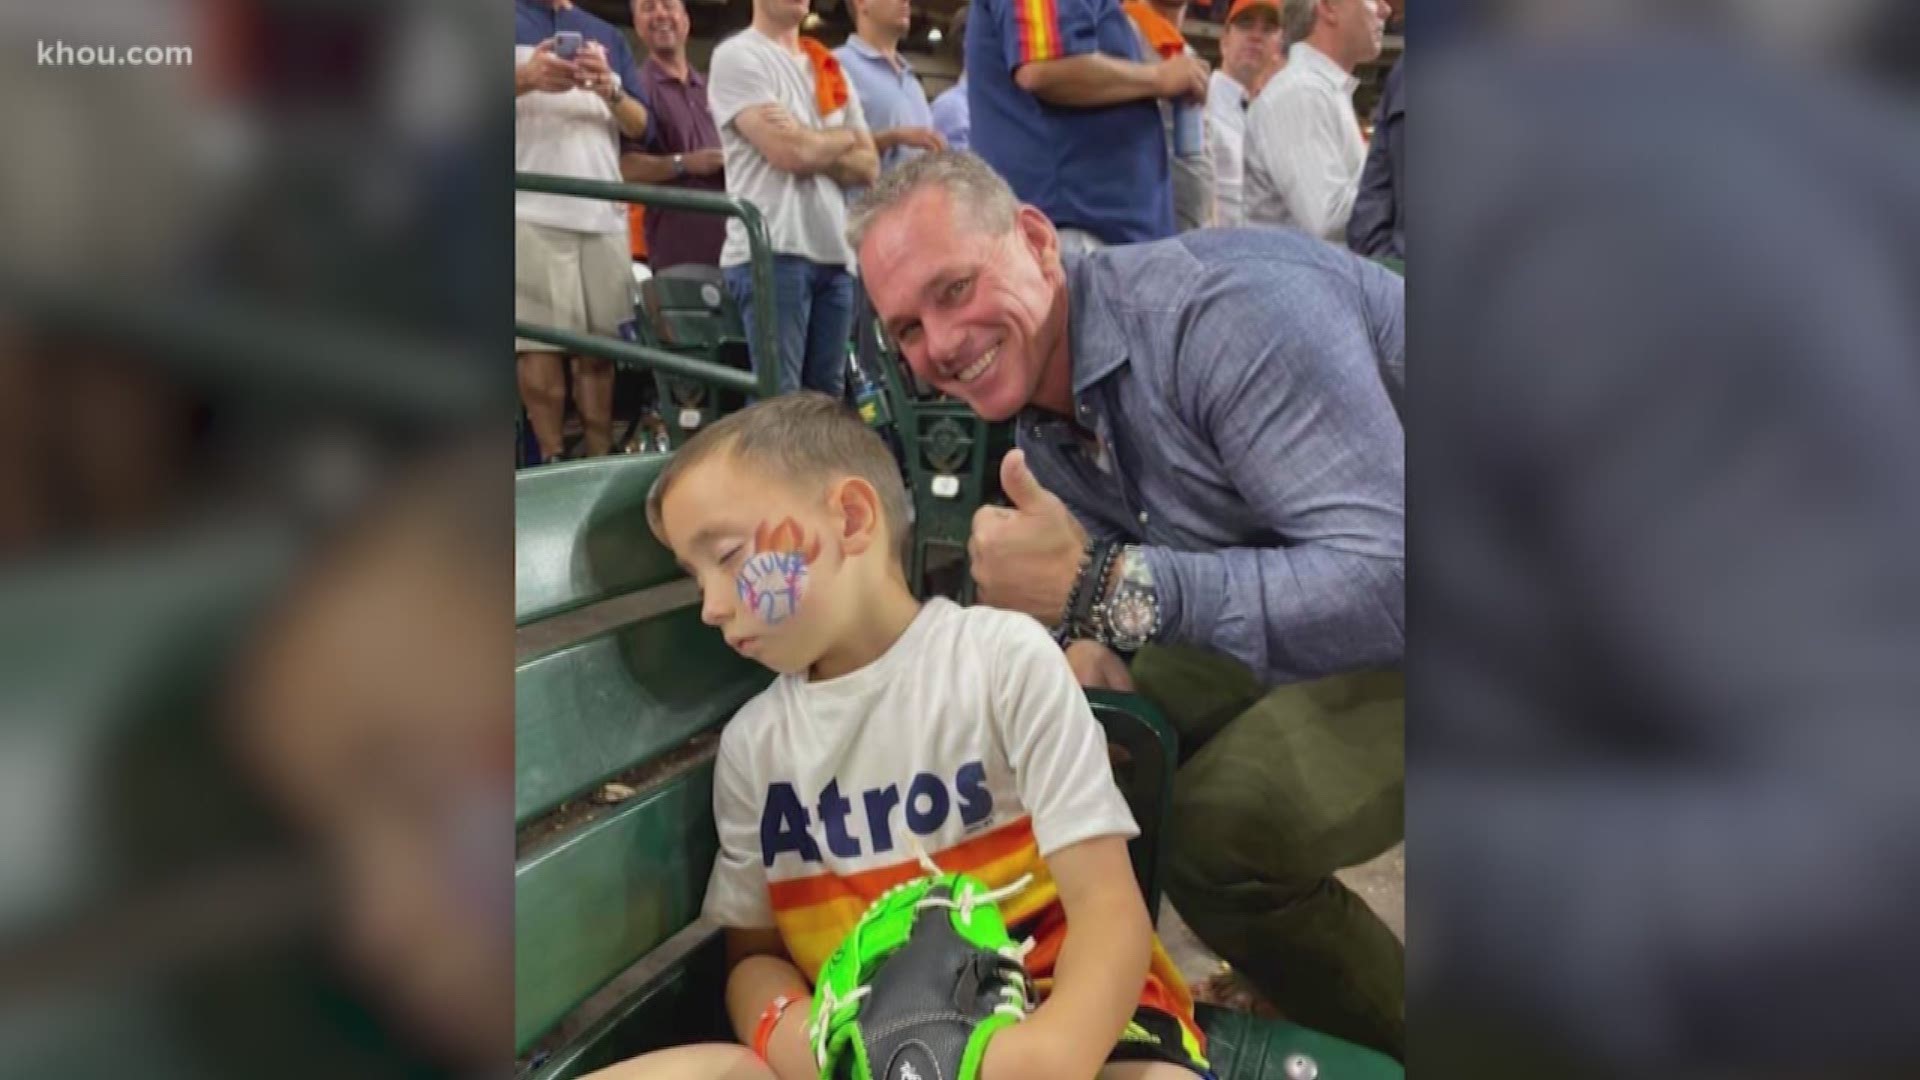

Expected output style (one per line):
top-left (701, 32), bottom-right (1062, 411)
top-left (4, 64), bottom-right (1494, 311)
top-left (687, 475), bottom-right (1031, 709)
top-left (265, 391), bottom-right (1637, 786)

top-left (836, 0), bottom-right (948, 178)
top-left (621, 0), bottom-right (728, 271)
top-left (708, 0), bottom-right (879, 397)
top-left (515, 0), bottom-right (653, 461)
top-left (1347, 57), bottom-right (1403, 261)
top-left (1243, 0), bottom-right (1387, 241)
top-left (1207, 0), bottom-right (1286, 227)
top-left (968, 0), bottom-right (1209, 251)
top-left (930, 75), bottom-right (970, 153)
top-left (929, 7), bottom-right (972, 152)
top-left (851, 152), bottom-right (1406, 1058)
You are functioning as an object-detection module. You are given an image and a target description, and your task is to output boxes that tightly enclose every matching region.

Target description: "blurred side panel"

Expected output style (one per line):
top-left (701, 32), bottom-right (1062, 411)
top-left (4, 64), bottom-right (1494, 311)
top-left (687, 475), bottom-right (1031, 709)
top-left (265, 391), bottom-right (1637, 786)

top-left (1408, 2), bottom-right (1920, 1077)
top-left (0, 0), bottom-right (514, 1076)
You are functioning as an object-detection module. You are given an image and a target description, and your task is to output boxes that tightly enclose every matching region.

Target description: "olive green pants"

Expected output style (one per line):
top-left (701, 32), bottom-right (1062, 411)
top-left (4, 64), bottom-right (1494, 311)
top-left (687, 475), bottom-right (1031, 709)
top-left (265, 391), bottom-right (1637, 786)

top-left (1131, 646), bottom-right (1406, 1060)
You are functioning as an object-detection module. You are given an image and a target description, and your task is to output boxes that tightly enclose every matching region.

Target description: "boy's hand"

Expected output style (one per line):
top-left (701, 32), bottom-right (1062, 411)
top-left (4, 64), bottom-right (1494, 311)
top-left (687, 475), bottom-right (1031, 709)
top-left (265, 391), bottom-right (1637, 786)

top-left (1065, 640), bottom-right (1134, 691)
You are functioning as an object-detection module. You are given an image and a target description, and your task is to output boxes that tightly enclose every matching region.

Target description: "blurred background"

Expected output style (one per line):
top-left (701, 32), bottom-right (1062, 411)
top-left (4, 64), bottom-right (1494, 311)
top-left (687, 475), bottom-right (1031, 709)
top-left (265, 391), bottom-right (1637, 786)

top-left (0, 0), bottom-right (512, 1075)
top-left (1409, 0), bottom-right (1920, 1077)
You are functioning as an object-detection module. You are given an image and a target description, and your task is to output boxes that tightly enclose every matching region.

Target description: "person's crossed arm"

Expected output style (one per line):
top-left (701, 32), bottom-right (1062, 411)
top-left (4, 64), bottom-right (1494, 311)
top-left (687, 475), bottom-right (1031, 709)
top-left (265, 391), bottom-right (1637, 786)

top-left (733, 104), bottom-right (876, 181)
top-left (994, 0), bottom-right (1208, 108)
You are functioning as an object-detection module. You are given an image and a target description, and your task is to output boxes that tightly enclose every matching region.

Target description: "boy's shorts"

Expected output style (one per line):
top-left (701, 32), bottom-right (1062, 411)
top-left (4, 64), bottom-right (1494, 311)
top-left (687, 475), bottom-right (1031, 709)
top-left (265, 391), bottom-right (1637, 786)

top-left (1106, 1005), bottom-right (1214, 1077)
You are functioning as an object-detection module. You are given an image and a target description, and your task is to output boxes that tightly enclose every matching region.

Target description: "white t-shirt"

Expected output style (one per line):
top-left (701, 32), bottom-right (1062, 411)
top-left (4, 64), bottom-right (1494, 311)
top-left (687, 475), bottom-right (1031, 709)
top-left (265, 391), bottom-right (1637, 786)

top-left (1207, 70), bottom-right (1253, 228)
top-left (514, 43), bottom-right (629, 236)
top-left (707, 29), bottom-right (869, 269)
top-left (701, 599), bottom-right (1141, 982)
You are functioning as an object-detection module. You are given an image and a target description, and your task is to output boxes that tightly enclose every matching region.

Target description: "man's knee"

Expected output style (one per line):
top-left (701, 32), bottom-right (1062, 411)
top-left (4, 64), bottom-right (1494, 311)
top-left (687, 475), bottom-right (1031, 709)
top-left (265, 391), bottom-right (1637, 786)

top-left (1163, 774), bottom-right (1326, 902)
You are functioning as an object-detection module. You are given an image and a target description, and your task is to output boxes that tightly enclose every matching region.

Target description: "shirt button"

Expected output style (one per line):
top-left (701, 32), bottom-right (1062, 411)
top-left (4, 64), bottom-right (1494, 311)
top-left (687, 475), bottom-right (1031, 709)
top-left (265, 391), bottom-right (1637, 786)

top-left (1138, 511), bottom-right (1150, 526)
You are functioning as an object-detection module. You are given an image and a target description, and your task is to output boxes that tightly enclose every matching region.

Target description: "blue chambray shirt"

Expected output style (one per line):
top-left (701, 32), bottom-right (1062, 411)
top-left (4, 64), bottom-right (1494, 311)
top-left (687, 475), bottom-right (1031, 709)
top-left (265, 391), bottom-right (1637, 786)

top-left (1017, 228), bottom-right (1405, 685)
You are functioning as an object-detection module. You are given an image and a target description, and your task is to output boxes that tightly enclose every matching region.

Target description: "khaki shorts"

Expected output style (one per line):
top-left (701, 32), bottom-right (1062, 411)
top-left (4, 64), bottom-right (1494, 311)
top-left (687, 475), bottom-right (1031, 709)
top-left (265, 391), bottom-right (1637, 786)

top-left (514, 220), bottom-right (633, 353)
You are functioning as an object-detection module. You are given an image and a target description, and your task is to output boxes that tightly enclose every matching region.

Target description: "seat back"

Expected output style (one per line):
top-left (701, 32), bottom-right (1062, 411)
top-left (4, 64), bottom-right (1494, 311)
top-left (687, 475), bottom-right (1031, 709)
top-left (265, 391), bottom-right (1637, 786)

top-left (515, 454), bottom-right (771, 1059)
top-left (639, 266), bottom-right (752, 447)
top-left (1085, 690), bottom-right (1179, 916)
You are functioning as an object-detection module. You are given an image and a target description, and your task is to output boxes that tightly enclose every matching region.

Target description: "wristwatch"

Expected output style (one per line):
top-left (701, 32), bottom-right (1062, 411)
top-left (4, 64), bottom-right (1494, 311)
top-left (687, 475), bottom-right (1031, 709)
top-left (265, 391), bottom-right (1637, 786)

top-left (671, 153), bottom-right (686, 179)
top-left (1089, 546), bottom-right (1161, 653)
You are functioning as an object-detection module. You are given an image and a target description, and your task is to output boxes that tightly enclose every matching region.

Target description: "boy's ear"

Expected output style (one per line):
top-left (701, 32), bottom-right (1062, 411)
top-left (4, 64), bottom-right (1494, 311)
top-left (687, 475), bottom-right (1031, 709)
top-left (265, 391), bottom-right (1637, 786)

top-left (828, 476), bottom-right (882, 558)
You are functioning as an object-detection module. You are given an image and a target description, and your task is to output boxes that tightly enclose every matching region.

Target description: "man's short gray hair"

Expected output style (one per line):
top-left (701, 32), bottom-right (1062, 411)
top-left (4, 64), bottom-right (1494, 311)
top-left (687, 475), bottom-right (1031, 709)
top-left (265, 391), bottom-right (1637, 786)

top-left (1282, 0), bottom-right (1317, 44)
top-left (845, 151), bottom-right (1021, 254)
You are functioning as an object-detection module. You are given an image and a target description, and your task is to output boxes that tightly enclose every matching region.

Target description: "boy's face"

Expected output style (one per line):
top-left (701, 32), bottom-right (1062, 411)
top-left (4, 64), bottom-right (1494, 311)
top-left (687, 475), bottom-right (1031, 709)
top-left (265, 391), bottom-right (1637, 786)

top-left (661, 453), bottom-right (844, 675)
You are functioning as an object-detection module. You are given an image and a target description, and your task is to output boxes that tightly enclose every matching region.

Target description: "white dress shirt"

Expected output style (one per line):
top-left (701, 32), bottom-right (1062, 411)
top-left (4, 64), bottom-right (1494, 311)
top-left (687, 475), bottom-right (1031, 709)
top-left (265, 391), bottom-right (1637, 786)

top-left (1206, 69), bottom-right (1253, 227)
top-left (1243, 42), bottom-right (1366, 241)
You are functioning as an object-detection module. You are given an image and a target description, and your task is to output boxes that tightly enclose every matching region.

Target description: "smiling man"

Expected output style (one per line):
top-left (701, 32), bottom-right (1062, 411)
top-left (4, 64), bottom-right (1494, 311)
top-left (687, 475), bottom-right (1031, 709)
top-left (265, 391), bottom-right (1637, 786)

top-left (849, 150), bottom-right (1408, 1057)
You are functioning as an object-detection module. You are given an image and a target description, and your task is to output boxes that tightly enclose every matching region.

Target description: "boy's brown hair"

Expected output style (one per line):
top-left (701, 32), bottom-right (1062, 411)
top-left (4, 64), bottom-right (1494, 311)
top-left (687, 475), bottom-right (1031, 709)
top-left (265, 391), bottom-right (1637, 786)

top-left (645, 392), bottom-right (912, 575)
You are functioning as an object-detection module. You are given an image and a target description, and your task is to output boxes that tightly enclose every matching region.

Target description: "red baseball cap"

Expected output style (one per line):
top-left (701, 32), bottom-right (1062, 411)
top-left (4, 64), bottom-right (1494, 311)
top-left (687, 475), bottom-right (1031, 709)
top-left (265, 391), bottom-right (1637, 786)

top-left (1224, 0), bottom-right (1281, 24)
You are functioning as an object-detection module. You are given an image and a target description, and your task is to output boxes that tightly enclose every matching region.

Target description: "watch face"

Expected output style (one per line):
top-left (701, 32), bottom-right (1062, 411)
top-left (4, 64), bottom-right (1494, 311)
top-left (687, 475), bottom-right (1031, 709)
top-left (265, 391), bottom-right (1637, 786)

top-left (1109, 591), bottom-right (1157, 645)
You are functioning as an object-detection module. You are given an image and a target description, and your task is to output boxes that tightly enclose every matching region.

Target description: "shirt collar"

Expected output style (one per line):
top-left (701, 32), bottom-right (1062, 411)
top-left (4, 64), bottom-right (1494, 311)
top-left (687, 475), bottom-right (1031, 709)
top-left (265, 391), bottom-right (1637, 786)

top-left (1289, 41), bottom-right (1359, 94)
top-left (643, 54), bottom-right (703, 87)
top-left (844, 34), bottom-right (912, 74)
top-left (1062, 251), bottom-right (1130, 394)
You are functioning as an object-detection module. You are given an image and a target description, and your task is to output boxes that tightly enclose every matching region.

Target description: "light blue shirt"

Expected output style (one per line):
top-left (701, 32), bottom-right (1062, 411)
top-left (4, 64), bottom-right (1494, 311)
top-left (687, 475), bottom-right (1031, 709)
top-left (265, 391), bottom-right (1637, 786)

top-left (1019, 229), bottom-right (1405, 684)
top-left (834, 35), bottom-right (935, 175)
top-left (931, 78), bottom-right (970, 153)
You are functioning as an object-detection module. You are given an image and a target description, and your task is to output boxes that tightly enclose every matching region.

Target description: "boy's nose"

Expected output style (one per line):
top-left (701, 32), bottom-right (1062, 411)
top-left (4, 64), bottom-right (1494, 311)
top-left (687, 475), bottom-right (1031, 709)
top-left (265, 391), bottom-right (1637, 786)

top-left (700, 584), bottom-right (733, 627)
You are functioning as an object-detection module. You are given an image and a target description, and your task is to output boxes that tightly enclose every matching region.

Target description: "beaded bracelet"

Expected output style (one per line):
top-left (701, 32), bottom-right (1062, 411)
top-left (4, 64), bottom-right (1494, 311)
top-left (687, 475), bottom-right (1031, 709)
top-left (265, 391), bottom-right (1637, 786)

top-left (1053, 538), bottom-right (1100, 645)
top-left (1067, 540), bottom-right (1123, 644)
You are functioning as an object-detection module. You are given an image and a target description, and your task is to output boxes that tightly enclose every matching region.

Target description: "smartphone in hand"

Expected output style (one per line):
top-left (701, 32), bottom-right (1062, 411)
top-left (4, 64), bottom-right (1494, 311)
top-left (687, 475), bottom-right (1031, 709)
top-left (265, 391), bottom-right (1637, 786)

top-left (554, 31), bottom-right (582, 59)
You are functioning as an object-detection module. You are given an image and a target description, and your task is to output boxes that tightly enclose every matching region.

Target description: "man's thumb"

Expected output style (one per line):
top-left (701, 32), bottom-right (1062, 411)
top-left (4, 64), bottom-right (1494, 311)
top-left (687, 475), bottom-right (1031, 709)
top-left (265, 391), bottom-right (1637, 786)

top-left (1001, 450), bottom-right (1055, 511)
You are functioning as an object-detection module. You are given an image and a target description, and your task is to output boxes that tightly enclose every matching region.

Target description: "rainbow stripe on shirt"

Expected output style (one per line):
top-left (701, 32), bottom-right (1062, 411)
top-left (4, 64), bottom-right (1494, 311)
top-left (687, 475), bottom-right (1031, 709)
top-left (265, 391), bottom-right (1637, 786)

top-left (1013, 0), bottom-right (1064, 63)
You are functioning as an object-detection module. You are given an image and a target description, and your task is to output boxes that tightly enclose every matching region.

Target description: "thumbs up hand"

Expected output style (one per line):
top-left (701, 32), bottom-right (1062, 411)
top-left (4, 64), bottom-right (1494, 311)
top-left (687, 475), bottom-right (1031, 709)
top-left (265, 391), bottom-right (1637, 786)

top-left (969, 450), bottom-right (1090, 622)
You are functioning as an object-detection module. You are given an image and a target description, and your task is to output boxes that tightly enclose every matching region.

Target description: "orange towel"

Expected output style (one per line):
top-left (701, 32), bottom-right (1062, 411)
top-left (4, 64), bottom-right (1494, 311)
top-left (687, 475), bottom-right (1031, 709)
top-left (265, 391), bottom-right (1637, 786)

top-left (1123, 1), bottom-right (1186, 59)
top-left (797, 36), bottom-right (850, 118)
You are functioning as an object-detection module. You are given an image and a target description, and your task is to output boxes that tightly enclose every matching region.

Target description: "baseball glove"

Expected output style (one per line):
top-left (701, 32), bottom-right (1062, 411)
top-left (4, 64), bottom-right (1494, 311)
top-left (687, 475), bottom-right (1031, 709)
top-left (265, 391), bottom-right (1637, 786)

top-left (807, 861), bottom-right (1036, 1080)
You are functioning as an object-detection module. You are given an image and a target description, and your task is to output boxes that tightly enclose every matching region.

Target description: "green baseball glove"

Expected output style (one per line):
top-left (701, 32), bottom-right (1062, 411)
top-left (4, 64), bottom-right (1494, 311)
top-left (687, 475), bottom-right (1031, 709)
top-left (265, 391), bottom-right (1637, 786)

top-left (807, 866), bottom-right (1035, 1080)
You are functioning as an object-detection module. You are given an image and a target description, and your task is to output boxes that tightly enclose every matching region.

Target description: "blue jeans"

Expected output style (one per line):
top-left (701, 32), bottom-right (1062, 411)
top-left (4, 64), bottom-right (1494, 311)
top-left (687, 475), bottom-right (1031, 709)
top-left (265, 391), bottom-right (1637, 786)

top-left (723, 256), bottom-right (854, 399)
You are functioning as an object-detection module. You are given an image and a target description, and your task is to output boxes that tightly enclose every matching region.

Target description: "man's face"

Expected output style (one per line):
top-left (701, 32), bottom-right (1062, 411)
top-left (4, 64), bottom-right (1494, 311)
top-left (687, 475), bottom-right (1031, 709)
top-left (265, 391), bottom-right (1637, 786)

top-left (858, 187), bottom-right (1065, 423)
top-left (1222, 7), bottom-right (1284, 84)
top-left (1330, 0), bottom-right (1387, 64)
top-left (855, 0), bottom-right (913, 38)
top-left (756, 0), bottom-right (812, 29)
top-left (633, 0), bottom-right (689, 54)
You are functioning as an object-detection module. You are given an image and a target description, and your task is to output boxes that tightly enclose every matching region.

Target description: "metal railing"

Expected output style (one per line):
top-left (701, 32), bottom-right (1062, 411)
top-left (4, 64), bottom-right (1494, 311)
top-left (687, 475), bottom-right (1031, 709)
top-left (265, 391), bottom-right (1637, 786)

top-left (512, 173), bottom-right (780, 400)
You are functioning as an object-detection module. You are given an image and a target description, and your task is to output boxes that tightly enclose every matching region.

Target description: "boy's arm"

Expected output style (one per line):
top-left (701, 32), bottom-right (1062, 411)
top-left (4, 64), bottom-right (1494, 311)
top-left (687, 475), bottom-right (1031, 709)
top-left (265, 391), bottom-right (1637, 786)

top-left (724, 930), bottom-right (816, 1080)
top-left (982, 836), bottom-right (1151, 1080)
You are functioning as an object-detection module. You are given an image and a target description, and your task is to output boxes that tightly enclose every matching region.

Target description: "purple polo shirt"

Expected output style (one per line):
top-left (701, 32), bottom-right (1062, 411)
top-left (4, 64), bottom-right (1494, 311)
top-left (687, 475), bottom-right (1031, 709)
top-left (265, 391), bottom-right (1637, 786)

top-left (638, 56), bottom-right (727, 270)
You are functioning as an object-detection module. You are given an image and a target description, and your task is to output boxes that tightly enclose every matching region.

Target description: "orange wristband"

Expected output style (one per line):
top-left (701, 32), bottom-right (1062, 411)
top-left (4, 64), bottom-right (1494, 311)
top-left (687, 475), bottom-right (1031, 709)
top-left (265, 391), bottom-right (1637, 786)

top-left (753, 994), bottom-right (800, 1061)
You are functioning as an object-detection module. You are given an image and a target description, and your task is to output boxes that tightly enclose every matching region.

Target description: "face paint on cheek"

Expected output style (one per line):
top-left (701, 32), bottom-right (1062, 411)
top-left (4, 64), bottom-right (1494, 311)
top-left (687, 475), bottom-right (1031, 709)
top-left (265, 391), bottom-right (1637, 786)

top-left (735, 516), bottom-right (823, 626)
